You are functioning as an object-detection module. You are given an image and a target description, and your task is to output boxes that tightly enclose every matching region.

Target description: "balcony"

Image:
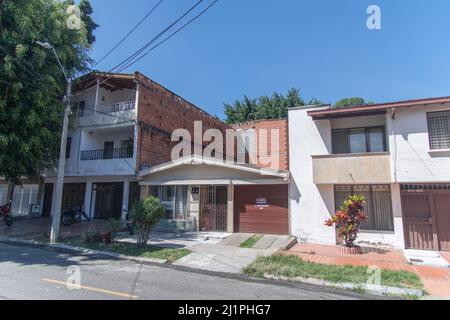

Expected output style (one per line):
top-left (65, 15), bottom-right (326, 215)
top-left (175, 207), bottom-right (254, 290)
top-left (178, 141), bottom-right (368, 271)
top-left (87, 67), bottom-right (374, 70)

top-left (81, 148), bottom-right (133, 161)
top-left (75, 100), bottom-right (136, 127)
top-left (312, 152), bottom-right (392, 184)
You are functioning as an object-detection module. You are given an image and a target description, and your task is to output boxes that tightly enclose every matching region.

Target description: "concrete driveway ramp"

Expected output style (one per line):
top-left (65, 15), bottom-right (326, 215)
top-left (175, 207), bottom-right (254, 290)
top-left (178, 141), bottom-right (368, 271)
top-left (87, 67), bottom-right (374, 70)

top-left (404, 249), bottom-right (450, 268)
top-left (220, 233), bottom-right (294, 250)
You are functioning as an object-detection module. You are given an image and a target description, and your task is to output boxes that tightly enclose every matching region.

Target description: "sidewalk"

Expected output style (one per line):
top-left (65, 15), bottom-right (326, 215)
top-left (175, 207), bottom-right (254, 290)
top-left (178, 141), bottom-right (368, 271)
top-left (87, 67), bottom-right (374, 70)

top-left (288, 243), bottom-right (450, 298)
top-left (0, 217), bottom-right (110, 242)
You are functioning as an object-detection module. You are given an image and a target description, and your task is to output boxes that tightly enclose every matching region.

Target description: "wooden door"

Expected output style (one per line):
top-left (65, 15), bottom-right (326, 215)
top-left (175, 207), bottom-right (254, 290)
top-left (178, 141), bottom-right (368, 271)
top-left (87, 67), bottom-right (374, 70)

top-left (434, 193), bottom-right (450, 252)
top-left (94, 183), bottom-right (123, 220)
top-left (402, 193), bottom-right (439, 250)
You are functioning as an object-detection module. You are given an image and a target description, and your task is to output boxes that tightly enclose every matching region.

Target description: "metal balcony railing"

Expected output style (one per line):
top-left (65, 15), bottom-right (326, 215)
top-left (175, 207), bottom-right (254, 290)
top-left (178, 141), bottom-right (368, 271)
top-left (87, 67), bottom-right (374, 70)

top-left (73, 100), bottom-right (136, 118)
top-left (105, 100), bottom-right (136, 114)
top-left (80, 148), bottom-right (134, 161)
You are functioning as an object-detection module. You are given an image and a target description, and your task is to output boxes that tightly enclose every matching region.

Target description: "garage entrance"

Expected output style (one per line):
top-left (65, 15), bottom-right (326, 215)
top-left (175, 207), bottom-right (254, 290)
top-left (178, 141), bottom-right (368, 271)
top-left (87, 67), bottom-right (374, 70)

top-left (401, 184), bottom-right (450, 251)
top-left (234, 185), bottom-right (289, 235)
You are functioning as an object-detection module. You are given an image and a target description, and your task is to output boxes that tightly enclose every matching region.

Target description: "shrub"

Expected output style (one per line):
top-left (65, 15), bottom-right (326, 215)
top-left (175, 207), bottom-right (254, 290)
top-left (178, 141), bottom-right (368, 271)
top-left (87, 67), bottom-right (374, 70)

top-left (84, 228), bottom-right (102, 244)
top-left (107, 219), bottom-right (125, 240)
top-left (130, 196), bottom-right (164, 247)
top-left (325, 195), bottom-right (367, 248)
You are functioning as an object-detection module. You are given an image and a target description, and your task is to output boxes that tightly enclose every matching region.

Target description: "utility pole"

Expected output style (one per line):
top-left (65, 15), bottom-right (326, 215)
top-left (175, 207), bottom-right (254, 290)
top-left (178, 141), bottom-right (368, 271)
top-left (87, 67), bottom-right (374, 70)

top-left (50, 79), bottom-right (72, 243)
top-left (36, 41), bottom-right (71, 244)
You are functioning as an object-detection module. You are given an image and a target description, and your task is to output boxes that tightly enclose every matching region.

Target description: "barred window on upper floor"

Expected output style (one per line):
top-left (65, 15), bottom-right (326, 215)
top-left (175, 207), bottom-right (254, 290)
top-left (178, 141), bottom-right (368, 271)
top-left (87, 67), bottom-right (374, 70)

top-left (427, 110), bottom-right (450, 150)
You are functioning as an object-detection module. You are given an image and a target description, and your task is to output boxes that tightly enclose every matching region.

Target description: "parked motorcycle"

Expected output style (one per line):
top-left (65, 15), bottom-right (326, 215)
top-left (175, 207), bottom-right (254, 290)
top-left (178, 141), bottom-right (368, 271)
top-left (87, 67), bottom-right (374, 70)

top-left (0, 200), bottom-right (13, 227)
top-left (61, 206), bottom-right (90, 226)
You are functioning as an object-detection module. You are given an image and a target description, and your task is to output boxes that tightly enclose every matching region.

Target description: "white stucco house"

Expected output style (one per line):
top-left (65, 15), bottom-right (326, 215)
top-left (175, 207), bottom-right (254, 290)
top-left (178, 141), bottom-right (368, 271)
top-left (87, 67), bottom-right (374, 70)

top-left (289, 96), bottom-right (450, 252)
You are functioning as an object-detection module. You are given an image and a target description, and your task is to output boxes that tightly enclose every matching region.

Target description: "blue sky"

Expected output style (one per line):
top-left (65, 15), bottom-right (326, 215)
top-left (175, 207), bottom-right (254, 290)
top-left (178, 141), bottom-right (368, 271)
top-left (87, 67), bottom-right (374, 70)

top-left (89, 0), bottom-right (450, 118)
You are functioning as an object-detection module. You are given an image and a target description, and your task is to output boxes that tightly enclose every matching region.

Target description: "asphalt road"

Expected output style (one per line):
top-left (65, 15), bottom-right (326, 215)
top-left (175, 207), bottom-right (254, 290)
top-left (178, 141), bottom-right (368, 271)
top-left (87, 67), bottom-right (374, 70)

top-left (0, 242), bottom-right (378, 300)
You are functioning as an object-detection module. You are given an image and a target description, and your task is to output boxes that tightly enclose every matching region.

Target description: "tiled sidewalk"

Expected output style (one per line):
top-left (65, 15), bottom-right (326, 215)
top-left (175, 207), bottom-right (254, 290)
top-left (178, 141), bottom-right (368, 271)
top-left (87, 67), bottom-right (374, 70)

top-left (289, 243), bottom-right (450, 298)
top-left (0, 217), bottom-right (110, 242)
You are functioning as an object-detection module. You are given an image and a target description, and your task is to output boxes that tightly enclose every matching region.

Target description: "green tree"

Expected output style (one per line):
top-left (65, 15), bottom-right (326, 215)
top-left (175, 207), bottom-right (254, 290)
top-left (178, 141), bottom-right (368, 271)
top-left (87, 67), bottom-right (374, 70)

top-left (224, 88), bottom-right (306, 124)
top-left (0, 0), bottom-right (98, 185)
top-left (130, 196), bottom-right (165, 247)
top-left (334, 97), bottom-right (374, 109)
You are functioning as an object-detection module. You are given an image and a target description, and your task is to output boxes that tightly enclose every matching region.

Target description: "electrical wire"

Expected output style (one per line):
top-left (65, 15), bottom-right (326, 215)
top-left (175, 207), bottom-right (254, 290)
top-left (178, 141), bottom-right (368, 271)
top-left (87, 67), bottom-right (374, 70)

top-left (93, 0), bottom-right (166, 68)
top-left (119, 0), bottom-right (220, 71)
top-left (73, 0), bottom-right (209, 99)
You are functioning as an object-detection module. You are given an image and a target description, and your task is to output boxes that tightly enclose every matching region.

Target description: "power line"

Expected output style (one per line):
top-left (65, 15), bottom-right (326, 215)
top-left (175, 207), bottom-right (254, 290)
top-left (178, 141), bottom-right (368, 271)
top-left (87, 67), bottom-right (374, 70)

top-left (120, 0), bottom-right (220, 72)
top-left (73, 0), bottom-right (206, 99)
top-left (110, 0), bottom-right (204, 74)
top-left (93, 0), bottom-right (166, 68)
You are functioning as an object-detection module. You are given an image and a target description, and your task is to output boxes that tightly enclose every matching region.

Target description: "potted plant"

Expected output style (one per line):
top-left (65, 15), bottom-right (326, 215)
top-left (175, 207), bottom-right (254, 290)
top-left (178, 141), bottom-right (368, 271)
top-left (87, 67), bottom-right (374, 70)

top-left (130, 196), bottom-right (165, 247)
top-left (325, 195), bottom-right (367, 254)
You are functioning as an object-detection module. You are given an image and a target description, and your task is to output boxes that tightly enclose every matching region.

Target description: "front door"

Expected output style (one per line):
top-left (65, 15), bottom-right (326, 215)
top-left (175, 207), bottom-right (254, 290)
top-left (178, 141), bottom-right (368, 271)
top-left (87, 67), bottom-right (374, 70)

top-left (94, 182), bottom-right (124, 220)
top-left (199, 186), bottom-right (227, 232)
top-left (103, 141), bottom-right (114, 159)
top-left (402, 185), bottom-right (450, 251)
top-left (402, 193), bottom-right (438, 250)
top-left (434, 193), bottom-right (450, 251)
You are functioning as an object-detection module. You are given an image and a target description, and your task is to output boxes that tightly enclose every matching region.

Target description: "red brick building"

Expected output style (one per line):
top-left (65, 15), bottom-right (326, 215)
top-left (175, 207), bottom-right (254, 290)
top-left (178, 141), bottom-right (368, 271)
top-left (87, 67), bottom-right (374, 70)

top-left (6, 71), bottom-right (291, 235)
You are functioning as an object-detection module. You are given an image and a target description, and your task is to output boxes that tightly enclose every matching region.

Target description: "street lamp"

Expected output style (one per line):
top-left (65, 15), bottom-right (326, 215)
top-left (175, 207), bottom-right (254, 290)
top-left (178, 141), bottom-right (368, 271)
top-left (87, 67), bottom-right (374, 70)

top-left (36, 40), bottom-right (72, 243)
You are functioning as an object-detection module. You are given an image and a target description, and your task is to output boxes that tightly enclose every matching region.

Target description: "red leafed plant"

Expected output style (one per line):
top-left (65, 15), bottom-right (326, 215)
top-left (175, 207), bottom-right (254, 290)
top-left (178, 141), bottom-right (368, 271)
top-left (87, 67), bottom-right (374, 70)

top-left (325, 195), bottom-right (367, 248)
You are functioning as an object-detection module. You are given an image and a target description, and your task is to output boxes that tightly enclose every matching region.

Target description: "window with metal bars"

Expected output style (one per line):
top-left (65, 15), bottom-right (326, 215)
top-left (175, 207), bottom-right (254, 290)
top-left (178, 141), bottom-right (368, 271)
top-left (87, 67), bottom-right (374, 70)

top-left (334, 185), bottom-right (394, 231)
top-left (427, 110), bottom-right (450, 150)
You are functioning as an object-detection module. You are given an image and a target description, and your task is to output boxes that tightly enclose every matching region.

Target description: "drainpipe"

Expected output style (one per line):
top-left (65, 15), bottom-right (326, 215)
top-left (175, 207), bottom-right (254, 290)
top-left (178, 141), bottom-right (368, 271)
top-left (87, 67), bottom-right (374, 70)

top-left (94, 78), bottom-right (100, 114)
top-left (391, 108), bottom-right (398, 183)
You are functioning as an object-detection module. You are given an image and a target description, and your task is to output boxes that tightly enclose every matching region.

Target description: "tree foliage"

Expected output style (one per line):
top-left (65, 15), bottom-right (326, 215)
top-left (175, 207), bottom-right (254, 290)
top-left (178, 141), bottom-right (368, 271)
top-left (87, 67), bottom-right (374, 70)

top-left (130, 196), bottom-right (165, 247)
top-left (0, 0), bottom-right (98, 184)
top-left (224, 88), bottom-right (321, 124)
top-left (334, 97), bottom-right (374, 109)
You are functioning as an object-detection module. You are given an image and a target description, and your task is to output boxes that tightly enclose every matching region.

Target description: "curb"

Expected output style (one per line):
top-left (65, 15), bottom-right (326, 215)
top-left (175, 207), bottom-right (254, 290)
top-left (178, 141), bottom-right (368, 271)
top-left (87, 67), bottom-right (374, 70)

top-left (0, 236), bottom-right (392, 299)
top-left (50, 243), bottom-right (168, 265)
top-left (263, 274), bottom-right (424, 298)
top-left (0, 236), bottom-right (167, 264)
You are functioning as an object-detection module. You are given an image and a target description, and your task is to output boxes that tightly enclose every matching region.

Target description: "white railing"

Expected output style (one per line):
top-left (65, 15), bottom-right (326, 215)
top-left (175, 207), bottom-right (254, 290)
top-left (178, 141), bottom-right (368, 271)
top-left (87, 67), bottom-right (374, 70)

top-left (105, 100), bottom-right (136, 114)
top-left (75, 100), bottom-right (136, 117)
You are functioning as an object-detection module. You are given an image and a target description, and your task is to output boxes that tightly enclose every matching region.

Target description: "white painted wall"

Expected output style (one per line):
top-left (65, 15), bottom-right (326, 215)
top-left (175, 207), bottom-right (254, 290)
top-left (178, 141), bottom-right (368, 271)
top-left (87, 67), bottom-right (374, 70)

top-left (289, 103), bottom-right (450, 249)
top-left (387, 103), bottom-right (450, 183)
top-left (288, 107), bottom-right (337, 244)
top-left (63, 126), bottom-right (136, 177)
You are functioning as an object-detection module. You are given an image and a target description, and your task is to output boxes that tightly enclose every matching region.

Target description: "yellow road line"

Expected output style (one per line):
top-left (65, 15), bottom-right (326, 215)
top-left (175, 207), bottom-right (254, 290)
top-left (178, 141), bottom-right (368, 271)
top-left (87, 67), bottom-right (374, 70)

top-left (41, 278), bottom-right (139, 300)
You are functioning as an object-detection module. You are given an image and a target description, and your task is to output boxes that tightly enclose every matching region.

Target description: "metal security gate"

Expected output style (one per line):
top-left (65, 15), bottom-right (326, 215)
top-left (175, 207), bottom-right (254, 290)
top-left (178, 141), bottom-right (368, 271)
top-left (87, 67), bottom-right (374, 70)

top-left (199, 186), bottom-right (227, 232)
top-left (401, 184), bottom-right (450, 251)
top-left (11, 185), bottom-right (39, 217)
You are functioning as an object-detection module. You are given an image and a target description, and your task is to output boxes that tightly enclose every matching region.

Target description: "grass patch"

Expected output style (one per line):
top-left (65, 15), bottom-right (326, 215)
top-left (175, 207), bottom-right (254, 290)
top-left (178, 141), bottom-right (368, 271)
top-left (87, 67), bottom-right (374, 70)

top-left (240, 235), bottom-right (263, 248)
top-left (243, 254), bottom-right (423, 290)
top-left (65, 238), bottom-right (191, 263)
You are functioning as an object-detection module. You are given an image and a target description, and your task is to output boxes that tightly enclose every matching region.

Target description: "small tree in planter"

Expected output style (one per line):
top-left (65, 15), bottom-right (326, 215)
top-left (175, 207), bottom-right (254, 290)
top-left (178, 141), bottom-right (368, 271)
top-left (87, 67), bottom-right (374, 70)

top-left (325, 195), bottom-right (367, 250)
top-left (130, 196), bottom-right (164, 247)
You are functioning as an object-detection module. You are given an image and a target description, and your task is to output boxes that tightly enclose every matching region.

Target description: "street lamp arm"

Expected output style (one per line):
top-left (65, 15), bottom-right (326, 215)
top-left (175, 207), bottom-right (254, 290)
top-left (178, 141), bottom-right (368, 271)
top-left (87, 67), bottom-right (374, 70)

top-left (35, 40), bottom-right (69, 82)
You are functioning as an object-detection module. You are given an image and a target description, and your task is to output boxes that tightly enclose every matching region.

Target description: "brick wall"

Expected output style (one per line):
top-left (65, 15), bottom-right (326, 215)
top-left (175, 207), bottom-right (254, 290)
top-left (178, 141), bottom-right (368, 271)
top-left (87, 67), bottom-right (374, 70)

top-left (135, 72), bottom-right (230, 170)
top-left (232, 119), bottom-right (289, 171)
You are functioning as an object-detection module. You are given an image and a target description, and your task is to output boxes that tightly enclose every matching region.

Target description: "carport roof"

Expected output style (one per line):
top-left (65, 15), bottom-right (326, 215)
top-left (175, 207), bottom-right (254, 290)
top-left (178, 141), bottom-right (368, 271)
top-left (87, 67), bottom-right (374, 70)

top-left (307, 96), bottom-right (450, 120)
top-left (138, 156), bottom-right (290, 184)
